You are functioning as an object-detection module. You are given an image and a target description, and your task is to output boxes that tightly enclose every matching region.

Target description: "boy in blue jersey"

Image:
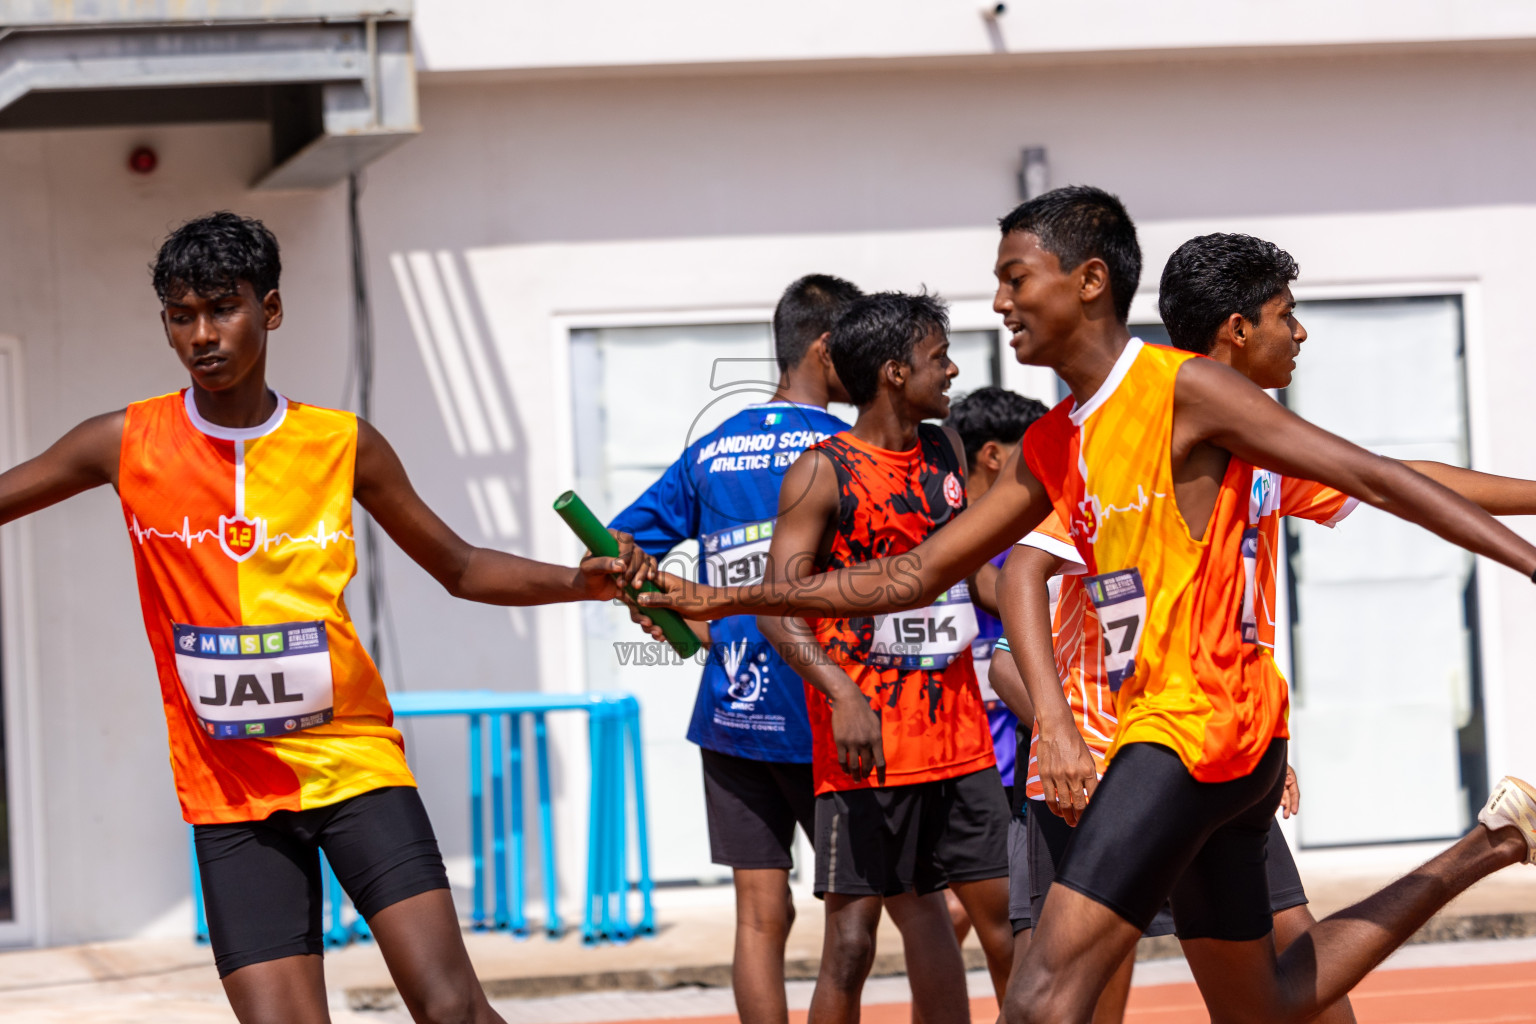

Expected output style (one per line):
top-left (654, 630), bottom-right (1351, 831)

top-left (610, 274), bottom-right (860, 1024)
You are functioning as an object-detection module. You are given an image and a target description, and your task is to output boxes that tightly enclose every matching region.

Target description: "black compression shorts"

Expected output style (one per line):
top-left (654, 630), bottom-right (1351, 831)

top-left (1053, 738), bottom-right (1287, 941)
top-left (193, 785), bottom-right (450, 977)
top-left (1028, 801), bottom-right (1176, 938)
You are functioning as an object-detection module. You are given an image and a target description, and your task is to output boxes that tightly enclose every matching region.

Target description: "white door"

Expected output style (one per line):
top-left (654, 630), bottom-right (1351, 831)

top-left (571, 323), bottom-right (775, 883)
top-left (1283, 296), bottom-right (1477, 847)
top-left (0, 337), bottom-right (37, 945)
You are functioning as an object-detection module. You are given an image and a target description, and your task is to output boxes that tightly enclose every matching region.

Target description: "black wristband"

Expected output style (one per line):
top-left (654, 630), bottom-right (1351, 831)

top-left (1531, 567), bottom-right (1536, 585)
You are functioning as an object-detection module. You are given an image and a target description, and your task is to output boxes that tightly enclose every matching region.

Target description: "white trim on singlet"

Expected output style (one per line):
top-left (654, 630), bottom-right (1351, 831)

top-left (1016, 532), bottom-right (1088, 573)
top-left (1069, 337), bottom-right (1144, 427)
top-left (182, 388), bottom-right (288, 442)
top-left (1323, 496), bottom-right (1360, 528)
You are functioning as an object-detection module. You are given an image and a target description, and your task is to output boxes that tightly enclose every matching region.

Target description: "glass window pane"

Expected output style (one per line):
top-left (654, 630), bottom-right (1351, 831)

top-left (1282, 295), bottom-right (1479, 847)
top-left (948, 329), bottom-right (1000, 397)
top-left (1133, 322), bottom-right (1173, 349)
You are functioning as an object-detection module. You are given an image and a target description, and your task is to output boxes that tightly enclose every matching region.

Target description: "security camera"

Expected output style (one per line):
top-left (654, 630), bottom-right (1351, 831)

top-left (982, 3), bottom-right (1006, 18)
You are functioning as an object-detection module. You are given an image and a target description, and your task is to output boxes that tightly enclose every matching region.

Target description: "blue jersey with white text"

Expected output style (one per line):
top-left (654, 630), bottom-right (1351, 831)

top-left (610, 402), bottom-right (849, 762)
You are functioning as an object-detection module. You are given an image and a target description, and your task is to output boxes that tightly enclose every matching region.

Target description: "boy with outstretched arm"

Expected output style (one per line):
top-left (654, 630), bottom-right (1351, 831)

top-left (1003, 230), bottom-right (1536, 1021)
top-left (754, 293), bottom-right (1013, 1024)
top-left (641, 188), bottom-right (1536, 1024)
top-left (0, 213), bottom-right (651, 1024)
top-left (993, 231), bottom-right (1362, 1024)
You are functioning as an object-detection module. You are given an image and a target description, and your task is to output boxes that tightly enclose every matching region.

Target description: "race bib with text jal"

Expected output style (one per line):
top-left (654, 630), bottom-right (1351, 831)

top-left (172, 621), bottom-right (335, 739)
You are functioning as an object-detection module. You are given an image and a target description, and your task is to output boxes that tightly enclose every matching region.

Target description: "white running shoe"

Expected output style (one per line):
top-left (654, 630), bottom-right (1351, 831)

top-left (1478, 776), bottom-right (1536, 864)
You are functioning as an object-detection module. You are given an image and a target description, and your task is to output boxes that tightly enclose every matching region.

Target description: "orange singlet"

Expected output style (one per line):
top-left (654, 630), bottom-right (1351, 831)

top-left (119, 390), bottom-right (414, 824)
top-left (806, 424), bottom-right (993, 795)
top-left (1015, 472), bottom-right (1352, 799)
top-left (1021, 339), bottom-right (1335, 783)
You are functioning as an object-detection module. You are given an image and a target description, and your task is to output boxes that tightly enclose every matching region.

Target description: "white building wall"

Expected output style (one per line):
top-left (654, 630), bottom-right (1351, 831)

top-left (2, 40), bottom-right (1536, 941)
top-left (411, 0), bottom-right (1536, 72)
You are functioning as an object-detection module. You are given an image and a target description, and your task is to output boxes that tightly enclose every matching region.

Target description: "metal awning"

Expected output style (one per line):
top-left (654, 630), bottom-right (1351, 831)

top-left (0, 1), bottom-right (419, 190)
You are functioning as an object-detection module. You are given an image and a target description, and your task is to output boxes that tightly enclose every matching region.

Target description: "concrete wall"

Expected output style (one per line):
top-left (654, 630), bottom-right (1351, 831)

top-left (3, 39), bottom-right (1536, 941)
top-left (411, 0), bottom-right (1536, 72)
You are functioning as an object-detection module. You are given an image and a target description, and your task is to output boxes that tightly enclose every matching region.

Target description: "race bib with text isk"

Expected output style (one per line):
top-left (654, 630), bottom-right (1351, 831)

top-left (173, 621), bottom-right (335, 739)
top-left (863, 583), bottom-right (980, 671)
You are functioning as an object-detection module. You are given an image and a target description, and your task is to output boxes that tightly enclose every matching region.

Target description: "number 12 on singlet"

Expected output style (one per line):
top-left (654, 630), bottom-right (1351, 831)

top-left (1084, 568), bottom-right (1147, 692)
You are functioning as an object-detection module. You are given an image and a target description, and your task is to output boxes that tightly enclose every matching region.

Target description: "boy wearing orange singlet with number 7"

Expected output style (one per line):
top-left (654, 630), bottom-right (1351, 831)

top-left (0, 213), bottom-right (654, 1024)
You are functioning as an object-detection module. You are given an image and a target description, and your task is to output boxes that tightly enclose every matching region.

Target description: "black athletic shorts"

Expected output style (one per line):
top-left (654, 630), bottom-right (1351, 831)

top-left (814, 767), bottom-right (1009, 897)
top-left (1007, 809), bottom-right (1033, 933)
top-left (193, 785), bottom-right (450, 977)
top-left (701, 748), bottom-right (815, 870)
top-left (1053, 738), bottom-right (1288, 942)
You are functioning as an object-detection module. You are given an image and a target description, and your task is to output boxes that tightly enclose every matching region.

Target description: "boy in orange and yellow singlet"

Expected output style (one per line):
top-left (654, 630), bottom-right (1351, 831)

top-left (639, 188), bottom-right (1536, 1024)
top-left (0, 214), bottom-right (652, 1024)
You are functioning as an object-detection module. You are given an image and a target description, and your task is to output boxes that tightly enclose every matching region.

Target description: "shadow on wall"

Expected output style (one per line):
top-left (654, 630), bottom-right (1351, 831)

top-left (368, 247), bottom-right (552, 909)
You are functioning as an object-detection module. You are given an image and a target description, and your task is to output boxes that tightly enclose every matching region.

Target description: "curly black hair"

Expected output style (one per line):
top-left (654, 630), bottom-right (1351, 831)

top-left (827, 292), bottom-right (950, 408)
top-left (1159, 233), bottom-right (1299, 354)
top-left (151, 211), bottom-right (281, 302)
top-left (943, 386), bottom-right (1050, 471)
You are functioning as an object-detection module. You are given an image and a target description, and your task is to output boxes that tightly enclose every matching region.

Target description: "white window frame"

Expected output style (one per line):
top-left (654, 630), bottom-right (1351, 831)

top-left (547, 299), bottom-right (1020, 673)
top-left (0, 336), bottom-right (43, 946)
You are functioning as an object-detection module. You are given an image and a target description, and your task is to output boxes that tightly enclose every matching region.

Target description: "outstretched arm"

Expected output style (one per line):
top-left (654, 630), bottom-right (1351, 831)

top-left (971, 560), bottom-right (1002, 618)
top-left (641, 448), bottom-right (1057, 620)
top-left (1175, 359), bottom-right (1536, 577)
top-left (0, 411), bottom-right (124, 526)
top-left (1402, 461), bottom-right (1536, 517)
top-left (354, 420), bottom-right (650, 605)
top-left (999, 544), bottom-right (1098, 825)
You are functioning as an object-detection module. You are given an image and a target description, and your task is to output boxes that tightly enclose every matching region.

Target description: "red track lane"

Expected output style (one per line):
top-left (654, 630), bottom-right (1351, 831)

top-left (610, 958), bottom-right (1536, 1024)
top-left (1123, 958), bottom-right (1536, 1024)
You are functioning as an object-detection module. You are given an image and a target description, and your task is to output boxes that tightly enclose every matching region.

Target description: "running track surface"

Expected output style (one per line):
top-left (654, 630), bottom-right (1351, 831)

top-left (609, 959), bottom-right (1536, 1024)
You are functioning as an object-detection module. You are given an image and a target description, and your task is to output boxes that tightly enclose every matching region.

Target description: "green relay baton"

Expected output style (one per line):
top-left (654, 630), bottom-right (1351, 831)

top-left (553, 490), bottom-right (704, 660)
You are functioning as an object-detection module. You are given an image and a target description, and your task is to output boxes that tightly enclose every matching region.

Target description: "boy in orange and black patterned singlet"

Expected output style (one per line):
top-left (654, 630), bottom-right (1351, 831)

top-left (754, 292), bottom-right (1012, 1024)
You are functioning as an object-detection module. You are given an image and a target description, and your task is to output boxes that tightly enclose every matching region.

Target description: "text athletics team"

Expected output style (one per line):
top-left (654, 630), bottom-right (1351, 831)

top-left (6, 188), bottom-right (1536, 1024)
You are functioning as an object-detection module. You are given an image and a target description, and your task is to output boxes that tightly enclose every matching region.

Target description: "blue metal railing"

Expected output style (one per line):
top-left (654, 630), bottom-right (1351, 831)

top-left (190, 689), bottom-right (654, 947)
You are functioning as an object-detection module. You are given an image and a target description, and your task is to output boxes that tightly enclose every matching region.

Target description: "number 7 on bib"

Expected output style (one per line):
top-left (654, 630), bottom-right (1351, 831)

top-left (1084, 568), bottom-right (1146, 693)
